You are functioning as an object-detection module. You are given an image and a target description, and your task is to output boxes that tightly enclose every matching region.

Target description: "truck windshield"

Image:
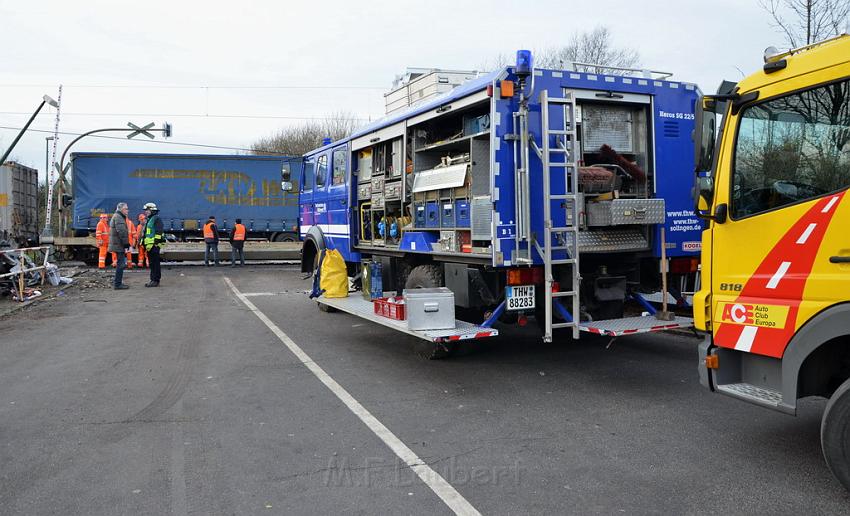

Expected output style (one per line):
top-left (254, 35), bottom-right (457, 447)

top-left (731, 78), bottom-right (850, 219)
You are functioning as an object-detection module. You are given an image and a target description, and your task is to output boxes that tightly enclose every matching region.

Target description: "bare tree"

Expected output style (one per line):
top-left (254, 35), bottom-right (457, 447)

top-left (759, 0), bottom-right (850, 47)
top-left (536, 26), bottom-right (640, 74)
top-left (251, 111), bottom-right (362, 156)
top-left (478, 26), bottom-right (640, 74)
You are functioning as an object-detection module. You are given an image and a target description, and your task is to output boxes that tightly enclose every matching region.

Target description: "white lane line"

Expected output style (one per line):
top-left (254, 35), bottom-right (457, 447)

top-left (242, 292), bottom-right (281, 297)
top-left (796, 223), bottom-right (817, 245)
top-left (766, 261), bottom-right (792, 289)
top-left (223, 277), bottom-right (481, 516)
top-left (734, 326), bottom-right (758, 352)
top-left (822, 196), bottom-right (839, 213)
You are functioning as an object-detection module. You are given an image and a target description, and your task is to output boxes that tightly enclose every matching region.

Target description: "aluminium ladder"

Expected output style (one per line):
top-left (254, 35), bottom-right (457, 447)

top-left (533, 90), bottom-right (580, 342)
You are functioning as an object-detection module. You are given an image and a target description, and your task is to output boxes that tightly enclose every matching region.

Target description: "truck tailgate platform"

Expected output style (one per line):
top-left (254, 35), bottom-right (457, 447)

top-left (578, 315), bottom-right (694, 337)
top-left (316, 295), bottom-right (499, 343)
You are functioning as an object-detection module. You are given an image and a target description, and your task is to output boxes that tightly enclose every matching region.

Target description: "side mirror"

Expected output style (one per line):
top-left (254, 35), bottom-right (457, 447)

top-left (281, 162), bottom-right (293, 191)
top-left (697, 176), bottom-right (714, 204)
top-left (694, 100), bottom-right (718, 174)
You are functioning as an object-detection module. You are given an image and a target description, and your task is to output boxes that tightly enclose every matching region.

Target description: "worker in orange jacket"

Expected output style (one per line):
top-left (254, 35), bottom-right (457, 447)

top-left (96, 213), bottom-right (110, 269)
top-left (136, 213), bottom-right (148, 268)
top-left (113, 218), bottom-right (135, 268)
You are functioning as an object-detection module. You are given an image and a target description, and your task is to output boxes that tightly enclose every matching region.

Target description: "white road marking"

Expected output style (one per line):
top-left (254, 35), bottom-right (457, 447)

top-left (766, 261), bottom-right (792, 289)
top-left (242, 292), bottom-right (281, 297)
top-left (223, 277), bottom-right (481, 516)
top-left (796, 223), bottom-right (817, 245)
top-left (734, 326), bottom-right (758, 352)
top-left (822, 196), bottom-right (839, 213)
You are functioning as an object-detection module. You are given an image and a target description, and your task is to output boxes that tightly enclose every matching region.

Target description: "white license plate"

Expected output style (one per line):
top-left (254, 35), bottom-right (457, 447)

top-left (506, 285), bottom-right (535, 311)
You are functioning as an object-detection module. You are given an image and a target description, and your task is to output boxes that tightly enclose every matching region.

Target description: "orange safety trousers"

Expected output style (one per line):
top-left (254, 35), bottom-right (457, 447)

top-left (98, 245), bottom-right (108, 269)
top-left (112, 251), bottom-right (134, 268)
top-left (137, 245), bottom-right (148, 267)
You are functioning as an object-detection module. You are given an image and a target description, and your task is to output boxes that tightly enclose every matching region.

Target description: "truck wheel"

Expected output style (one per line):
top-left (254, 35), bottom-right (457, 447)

top-left (273, 232), bottom-right (297, 242)
top-left (822, 376), bottom-right (850, 491)
top-left (404, 264), bottom-right (443, 289)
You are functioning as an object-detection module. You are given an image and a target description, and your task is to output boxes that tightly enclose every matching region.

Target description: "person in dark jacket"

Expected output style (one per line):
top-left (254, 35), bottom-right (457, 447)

top-left (142, 202), bottom-right (165, 287)
top-left (229, 218), bottom-right (247, 267)
top-left (108, 202), bottom-right (131, 289)
top-left (203, 215), bottom-right (219, 266)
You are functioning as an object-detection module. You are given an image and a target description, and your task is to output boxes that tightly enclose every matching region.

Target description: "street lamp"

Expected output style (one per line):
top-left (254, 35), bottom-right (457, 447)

top-left (0, 95), bottom-right (58, 166)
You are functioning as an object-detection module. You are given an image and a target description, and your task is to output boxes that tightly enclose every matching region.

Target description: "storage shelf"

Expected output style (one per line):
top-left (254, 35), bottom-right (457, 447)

top-left (415, 130), bottom-right (490, 153)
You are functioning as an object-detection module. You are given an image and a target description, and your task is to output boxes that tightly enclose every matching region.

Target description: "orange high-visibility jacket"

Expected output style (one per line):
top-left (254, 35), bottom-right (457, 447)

top-left (96, 219), bottom-right (109, 247)
top-left (233, 223), bottom-right (246, 241)
top-left (203, 222), bottom-right (215, 239)
top-left (127, 220), bottom-right (136, 246)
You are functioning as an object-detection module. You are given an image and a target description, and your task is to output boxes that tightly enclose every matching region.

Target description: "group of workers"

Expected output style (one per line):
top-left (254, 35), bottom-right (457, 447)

top-left (203, 215), bottom-right (247, 267)
top-left (94, 209), bottom-right (248, 286)
top-left (95, 211), bottom-right (151, 270)
top-left (95, 202), bottom-right (165, 289)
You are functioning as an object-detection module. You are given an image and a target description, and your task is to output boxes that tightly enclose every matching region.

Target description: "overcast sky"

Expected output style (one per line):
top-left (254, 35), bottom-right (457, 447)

top-left (1, 0), bottom-right (788, 180)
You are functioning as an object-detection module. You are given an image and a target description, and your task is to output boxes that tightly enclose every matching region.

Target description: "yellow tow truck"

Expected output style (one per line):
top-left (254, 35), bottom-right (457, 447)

top-left (694, 32), bottom-right (850, 490)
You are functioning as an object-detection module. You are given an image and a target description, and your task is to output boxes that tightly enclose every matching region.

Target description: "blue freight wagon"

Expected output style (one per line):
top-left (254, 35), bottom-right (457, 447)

top-left (70, 153), bottom-right (301, 241)
top-left (298, 53), bottom-right (702, 351)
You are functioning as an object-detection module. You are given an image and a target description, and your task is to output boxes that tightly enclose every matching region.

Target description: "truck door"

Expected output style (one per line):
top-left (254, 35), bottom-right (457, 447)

top-left (313, 152), bottom-right (330, 232)
top-left (300, 156), bottom-right (316, 239)
top-left (326, 146), bottom-right (350, 252)
top-left (709, 78), bottom-right (850, 359)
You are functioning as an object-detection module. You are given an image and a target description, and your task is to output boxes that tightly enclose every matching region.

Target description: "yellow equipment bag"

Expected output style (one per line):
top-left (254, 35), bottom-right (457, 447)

top-left (319, 249), bottom-right (348, 298)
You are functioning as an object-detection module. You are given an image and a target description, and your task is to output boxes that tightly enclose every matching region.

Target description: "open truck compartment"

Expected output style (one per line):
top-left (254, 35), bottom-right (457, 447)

top-left (300, 59), bottom-right (701, 345)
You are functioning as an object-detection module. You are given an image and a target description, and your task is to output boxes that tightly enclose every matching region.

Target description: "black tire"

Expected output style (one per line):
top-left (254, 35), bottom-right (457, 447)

top-left (822, 377), bottom-right (850, 492)
top-left (273, 232), bottom-right (297, 243)
top-left (404, 264), bottom-right (443, 289)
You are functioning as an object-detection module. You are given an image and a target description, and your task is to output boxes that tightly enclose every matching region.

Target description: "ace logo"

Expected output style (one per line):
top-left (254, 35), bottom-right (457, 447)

top-left (716, 302), bottom-right (790, 329)
top-left (722, 303), bottom-right (754, 324)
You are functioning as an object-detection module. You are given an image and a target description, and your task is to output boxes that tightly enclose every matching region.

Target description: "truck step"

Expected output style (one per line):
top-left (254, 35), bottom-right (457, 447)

top-left (550, 290), bottom-right (577, 298)
top-left (549, 258), bottom-right (577, 265)
top-left (548, 226), bottom-right (578, 232)
top-left (716, 383), bottom-right (782, 408)
top-left (578, 315), bottom-right (693, 337)
top-left (551, 321), bottom-right (577, 329)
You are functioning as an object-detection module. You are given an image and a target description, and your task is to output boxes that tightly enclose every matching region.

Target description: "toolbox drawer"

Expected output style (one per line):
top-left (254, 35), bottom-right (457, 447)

top-left (586, 198), bottom-right (665, 226)
top-left (425, 201), bottom-right (440, 228)
top-left (414, 202), bottom-right (426, 227)
top-left (440, 201), bottom-right (455, 227)
top-left (455, 199), bottom-right (470, 228)
top-left (358, 183), bottom-right (371, 201)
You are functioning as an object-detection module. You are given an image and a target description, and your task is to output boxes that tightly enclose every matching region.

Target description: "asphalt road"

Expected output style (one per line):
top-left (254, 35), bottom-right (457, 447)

top-left (1, 265), bottom-right (848, 515)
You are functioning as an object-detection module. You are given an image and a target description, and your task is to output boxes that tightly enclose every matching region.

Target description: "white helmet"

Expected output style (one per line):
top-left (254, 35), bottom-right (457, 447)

top-left (143, 202), bottom-right (158, 211)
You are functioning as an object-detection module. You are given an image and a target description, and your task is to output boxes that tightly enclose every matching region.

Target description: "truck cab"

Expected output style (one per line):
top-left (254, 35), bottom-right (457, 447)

top-left (694, 34), bottom-right (850, 490)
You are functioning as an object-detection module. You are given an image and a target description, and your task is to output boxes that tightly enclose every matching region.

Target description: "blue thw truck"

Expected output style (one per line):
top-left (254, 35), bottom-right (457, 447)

top-left (70, 152), bottom-right (301, 241)
top-left (298, 54), bottom-right (701, 355)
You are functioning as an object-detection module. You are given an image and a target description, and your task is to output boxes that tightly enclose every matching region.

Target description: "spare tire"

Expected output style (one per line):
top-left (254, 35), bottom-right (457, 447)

top-left (404, 264), bottom-right (444, 289)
